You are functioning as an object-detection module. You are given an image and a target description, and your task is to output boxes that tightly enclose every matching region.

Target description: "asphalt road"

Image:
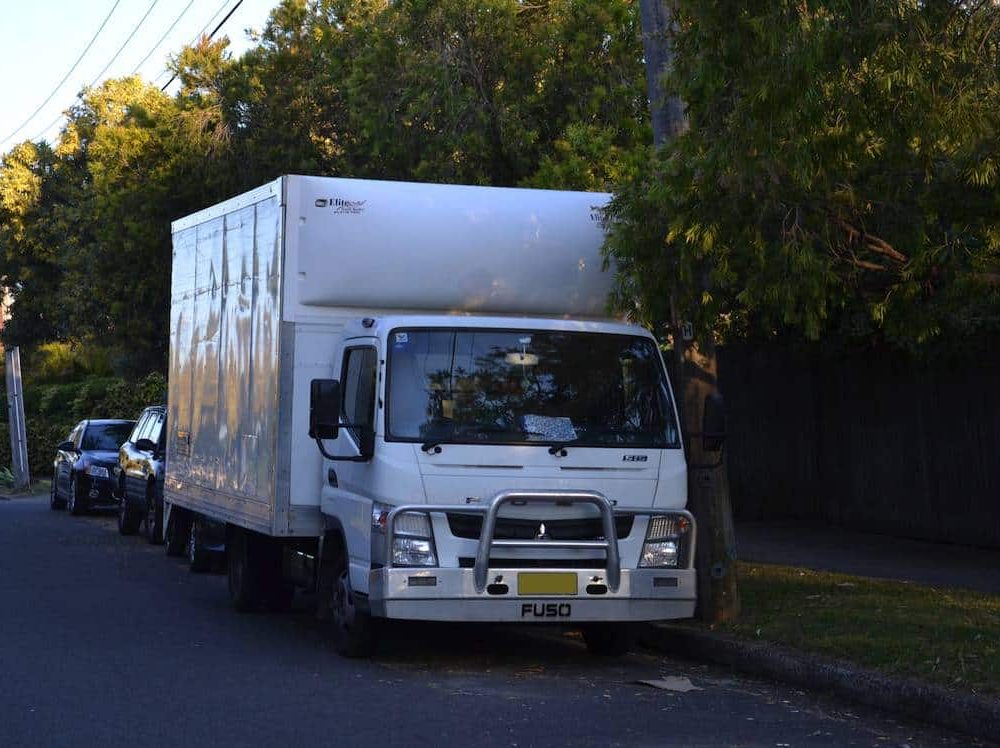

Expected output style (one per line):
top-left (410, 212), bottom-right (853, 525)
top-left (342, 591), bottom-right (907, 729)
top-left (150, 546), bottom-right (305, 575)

top-left (0, 494), bottom-right (979, 747)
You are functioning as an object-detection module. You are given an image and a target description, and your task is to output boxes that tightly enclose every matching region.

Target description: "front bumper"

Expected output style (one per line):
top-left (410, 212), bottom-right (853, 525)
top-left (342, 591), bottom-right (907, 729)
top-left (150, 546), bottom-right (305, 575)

top-left (370, 489), bottom-right (697, 623)
top-left (81, 475), bottom-right (117, 506)
top-left (369, 567), bottom-right (696, 622)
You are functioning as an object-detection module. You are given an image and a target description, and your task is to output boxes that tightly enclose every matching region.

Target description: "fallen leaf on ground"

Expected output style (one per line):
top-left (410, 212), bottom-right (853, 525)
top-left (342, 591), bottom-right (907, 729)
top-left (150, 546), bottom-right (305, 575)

top-left (636, 677), bottom-right (702, 692)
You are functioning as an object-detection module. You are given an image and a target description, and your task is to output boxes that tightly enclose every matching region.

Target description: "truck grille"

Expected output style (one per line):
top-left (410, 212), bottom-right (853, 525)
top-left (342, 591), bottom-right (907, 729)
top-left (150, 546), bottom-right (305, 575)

top-left (458, 557), bottom-right (606, 569)
top-left (447, 514), bottom-right (634, 541)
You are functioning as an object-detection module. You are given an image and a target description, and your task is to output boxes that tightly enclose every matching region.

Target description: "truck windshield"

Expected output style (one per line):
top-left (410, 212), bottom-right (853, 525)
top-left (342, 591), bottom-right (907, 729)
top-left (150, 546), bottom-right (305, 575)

top-left (387, 329), bottom-right (680, 449)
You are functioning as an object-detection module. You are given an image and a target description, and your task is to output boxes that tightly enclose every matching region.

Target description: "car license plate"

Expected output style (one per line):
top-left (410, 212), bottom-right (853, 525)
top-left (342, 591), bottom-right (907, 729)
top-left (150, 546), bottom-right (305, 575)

top-left (517, 572), bottom-right (577, 596)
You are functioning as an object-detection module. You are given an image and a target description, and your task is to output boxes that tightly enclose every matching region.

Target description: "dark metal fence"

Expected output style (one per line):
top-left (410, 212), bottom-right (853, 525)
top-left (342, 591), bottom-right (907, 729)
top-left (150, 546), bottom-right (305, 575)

top-left (717, 342), bottom-right (1000, 548)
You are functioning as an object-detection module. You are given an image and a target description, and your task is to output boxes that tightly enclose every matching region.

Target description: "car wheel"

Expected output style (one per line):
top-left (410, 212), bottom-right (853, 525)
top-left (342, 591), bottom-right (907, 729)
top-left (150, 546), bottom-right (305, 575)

top-left (49, 472), bottom-right (66, 510)
top-left (188, 518), bottom-right (212, 573)
top-left (118, 496), bottom-right (141, 535)
top-left (144, 488), bottom-right (164, 545)
top-left (318, 539), bottom-right (377, 657)
top-left (68, 476), bottom-right (86, 516)
top-left (581, 624), bottom-right (637, 656)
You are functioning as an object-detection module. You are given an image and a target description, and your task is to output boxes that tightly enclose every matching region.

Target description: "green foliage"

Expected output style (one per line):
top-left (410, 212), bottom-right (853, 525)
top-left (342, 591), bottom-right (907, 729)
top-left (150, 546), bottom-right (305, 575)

top-left (606, 0), bottom-right (1000, 348)
top-left (726, 562), bottom-right (1000, 696)
top-left (2, 0), bottom-right (646, 373)
top-left (0, 372), bottom-right (165, 477)
top-left (26, 342), bottom-right (114, 383)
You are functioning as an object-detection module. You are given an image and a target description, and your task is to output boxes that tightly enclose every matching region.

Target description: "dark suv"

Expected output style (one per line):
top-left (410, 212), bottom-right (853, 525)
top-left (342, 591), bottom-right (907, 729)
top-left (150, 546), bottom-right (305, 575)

top-left (116, 405), bottom-right (167, 543)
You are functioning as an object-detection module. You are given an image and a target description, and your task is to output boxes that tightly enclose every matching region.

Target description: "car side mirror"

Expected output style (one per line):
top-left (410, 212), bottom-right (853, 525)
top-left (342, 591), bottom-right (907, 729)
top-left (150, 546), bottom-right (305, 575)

top-left (58, 440), bottom-right (76, 452)
top-left (135, 438), bottom-right (156, 452)
top-left (702, 392), bottom-right (727, 453)
top-left (309, 379), bottom-right (341, 440)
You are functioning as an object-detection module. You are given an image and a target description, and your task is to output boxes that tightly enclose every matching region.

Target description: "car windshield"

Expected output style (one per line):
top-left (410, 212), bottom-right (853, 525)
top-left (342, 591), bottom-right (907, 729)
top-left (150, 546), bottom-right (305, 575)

top-left (81, 423), bottom-right (134, 451)
top-left (387, 328), bottom-right (680, 448)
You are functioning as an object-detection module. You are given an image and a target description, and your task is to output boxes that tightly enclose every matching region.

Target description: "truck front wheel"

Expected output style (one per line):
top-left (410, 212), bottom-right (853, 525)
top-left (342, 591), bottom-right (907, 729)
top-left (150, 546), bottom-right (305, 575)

top-left (581, 624), bottom-right (637, 657)
top-left (318, 540), bottom-right (376, 658)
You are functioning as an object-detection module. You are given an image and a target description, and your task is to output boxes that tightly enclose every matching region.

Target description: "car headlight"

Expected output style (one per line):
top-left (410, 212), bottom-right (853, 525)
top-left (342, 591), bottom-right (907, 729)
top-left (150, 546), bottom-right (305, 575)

top-left (86, 465), bottom-right (110, 479)
top-left (391, 511), bottom-right (437, 567)
top-left (639, 514), bottom-right (692, 568)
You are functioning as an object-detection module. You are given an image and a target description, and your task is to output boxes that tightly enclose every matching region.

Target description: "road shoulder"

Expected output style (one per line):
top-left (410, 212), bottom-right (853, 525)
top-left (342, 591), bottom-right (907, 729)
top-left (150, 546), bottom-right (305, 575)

top-left (644, 622), bottom-right (1000, 743)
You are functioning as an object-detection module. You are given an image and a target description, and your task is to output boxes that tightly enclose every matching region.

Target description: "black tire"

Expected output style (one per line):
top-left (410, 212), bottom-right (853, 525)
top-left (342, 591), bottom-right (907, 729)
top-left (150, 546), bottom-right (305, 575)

top-left (117, 497), bottom-right (141, 535)
top-left (581, 624), bottom-right (637, 656)
top-left (164, 508), bottom-right (189, 557)
top-left (144, 486), bottom-right (164, 545)
top-left (49, 473), bottom-right (66, 510)
top-left (68, 476), bottom-right (86, 516)
top-left (317, 538), bottom-right (377, 657)
top-left (188, 518), bottom-right (212, 573)
top-left (260, 539), bottom-right (294, 613)
top-left (227, 526), bottom-right (262, 612)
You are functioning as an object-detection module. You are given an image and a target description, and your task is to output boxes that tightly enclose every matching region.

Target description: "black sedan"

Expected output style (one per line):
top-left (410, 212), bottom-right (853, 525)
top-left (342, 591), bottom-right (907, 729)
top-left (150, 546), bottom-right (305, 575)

top-left (50, 419), bottom-right (135, 516)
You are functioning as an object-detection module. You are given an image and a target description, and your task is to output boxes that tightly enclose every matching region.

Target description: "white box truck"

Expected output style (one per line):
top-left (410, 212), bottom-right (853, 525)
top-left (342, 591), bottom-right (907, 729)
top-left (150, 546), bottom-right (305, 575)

top-left (164, 175), bottom-right (696, 656)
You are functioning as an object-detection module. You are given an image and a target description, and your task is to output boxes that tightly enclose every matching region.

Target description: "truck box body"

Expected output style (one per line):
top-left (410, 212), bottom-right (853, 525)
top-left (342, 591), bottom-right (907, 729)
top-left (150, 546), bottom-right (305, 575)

top-left (166, 175), bottom-right (621, 536)
top-left (167, 175), bottom-right (695, 632)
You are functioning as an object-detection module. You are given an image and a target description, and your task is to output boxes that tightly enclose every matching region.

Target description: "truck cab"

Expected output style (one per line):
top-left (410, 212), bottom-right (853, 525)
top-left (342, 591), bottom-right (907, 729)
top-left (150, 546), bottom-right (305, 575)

top-left (310, 315), bottom-right (694, 654)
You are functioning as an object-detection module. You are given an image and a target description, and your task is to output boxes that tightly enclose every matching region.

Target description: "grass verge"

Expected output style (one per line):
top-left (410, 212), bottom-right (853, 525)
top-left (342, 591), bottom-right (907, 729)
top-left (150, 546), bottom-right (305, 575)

top-left (719, 562), bottom-right (1000, 697)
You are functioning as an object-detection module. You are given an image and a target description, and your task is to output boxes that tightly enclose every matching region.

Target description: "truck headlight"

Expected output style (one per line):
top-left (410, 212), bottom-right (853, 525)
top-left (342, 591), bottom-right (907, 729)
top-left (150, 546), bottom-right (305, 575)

top-left (86, 465), bottom-right (110, 479)
top-left (391, 511), bottom-right (437, 567)
top-left (639, 514), bottom-right (692, 568)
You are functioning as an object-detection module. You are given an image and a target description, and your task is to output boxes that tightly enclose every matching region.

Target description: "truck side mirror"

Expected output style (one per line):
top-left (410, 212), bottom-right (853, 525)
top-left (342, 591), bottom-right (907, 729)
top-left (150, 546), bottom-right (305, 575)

top-left (358, 427), bottom-right (375, 461)
top-left (309, 379), bottom-right (341, 440)
top-left (702, 392), bottom-right (726, 453)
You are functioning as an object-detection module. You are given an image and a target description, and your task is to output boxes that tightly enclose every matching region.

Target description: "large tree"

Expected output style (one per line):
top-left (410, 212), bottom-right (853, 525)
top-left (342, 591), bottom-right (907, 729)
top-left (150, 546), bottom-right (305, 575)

top-left (607, 0), bottom-right (1000, 350)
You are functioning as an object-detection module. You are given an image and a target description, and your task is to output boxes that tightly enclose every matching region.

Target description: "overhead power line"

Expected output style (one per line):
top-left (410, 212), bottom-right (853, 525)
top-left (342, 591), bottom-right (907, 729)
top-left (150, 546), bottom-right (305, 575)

top-left (161, 0), bottom-right (246, 92)
top-left (149, 0), bottom-right (230, 87)
top-left (86, 0), bottom-right (161, 89)
top-left (131, 0), bottom-right (197, 77)
top-left (193, 0), bottom-right (237, 48)
top-left (29, 0), bottom-right (163, 144)
top-left (0, 0), bottom-right (123, 148)
top-left (26, 0), bottom-right (250, 145)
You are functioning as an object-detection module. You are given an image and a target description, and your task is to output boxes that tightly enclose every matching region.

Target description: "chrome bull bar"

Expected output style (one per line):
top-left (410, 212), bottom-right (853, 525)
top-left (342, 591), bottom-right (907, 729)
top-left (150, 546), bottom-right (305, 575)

top-left (385, 489), bottom-right (621, 594)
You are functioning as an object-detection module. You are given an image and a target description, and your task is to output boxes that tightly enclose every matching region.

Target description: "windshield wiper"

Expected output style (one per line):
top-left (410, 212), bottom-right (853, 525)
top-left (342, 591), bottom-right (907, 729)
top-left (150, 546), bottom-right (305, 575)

top-left (421, 441), bottom-right (443, 454)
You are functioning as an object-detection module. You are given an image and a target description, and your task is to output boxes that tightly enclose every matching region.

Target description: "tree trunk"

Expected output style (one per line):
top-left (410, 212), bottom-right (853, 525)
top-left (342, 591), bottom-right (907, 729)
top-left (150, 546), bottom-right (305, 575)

top-left (639, 0), bottom-right (688, 143)
top-left (639, 0), bottom-right (740, 623)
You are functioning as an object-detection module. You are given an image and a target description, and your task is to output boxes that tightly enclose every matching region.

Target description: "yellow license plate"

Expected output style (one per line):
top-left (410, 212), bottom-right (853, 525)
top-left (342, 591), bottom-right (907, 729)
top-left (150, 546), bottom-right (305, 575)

top-left (517, 572), bottom-right (577, 596)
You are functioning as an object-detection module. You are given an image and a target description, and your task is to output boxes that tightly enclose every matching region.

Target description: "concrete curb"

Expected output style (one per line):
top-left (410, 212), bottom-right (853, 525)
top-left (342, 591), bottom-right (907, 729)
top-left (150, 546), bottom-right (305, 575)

top-left (643, 623), bottom-right (1000, 743)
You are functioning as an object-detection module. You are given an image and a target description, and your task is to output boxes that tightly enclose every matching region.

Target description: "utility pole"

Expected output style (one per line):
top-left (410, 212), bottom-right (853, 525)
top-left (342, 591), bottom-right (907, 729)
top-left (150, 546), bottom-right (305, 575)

top-left (638, 0), bottom-right (739, 622)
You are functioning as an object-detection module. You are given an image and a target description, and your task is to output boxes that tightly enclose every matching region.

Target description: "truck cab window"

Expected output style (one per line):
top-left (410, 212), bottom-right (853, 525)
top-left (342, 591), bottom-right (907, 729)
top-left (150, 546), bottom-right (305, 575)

top-left (386, 329), bottom-right (680, 449)
top-left (342, 347), bottom-right (378, 443)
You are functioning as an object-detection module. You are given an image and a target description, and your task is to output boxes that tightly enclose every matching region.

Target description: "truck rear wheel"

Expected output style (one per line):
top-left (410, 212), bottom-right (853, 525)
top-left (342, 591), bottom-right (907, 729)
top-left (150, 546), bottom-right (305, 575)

top-left (581, 624), bottom-right (637, 657)
top-left (260, 540), bottom-right (294, 613)
top-left (188, 518), bottom-right (212, 573)
top-left (164, 507), bottom-right (189, 557)
top-left (227, 526), bottom-right (262, 612)
top-left (318, 539), bottom-right (376, 658)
